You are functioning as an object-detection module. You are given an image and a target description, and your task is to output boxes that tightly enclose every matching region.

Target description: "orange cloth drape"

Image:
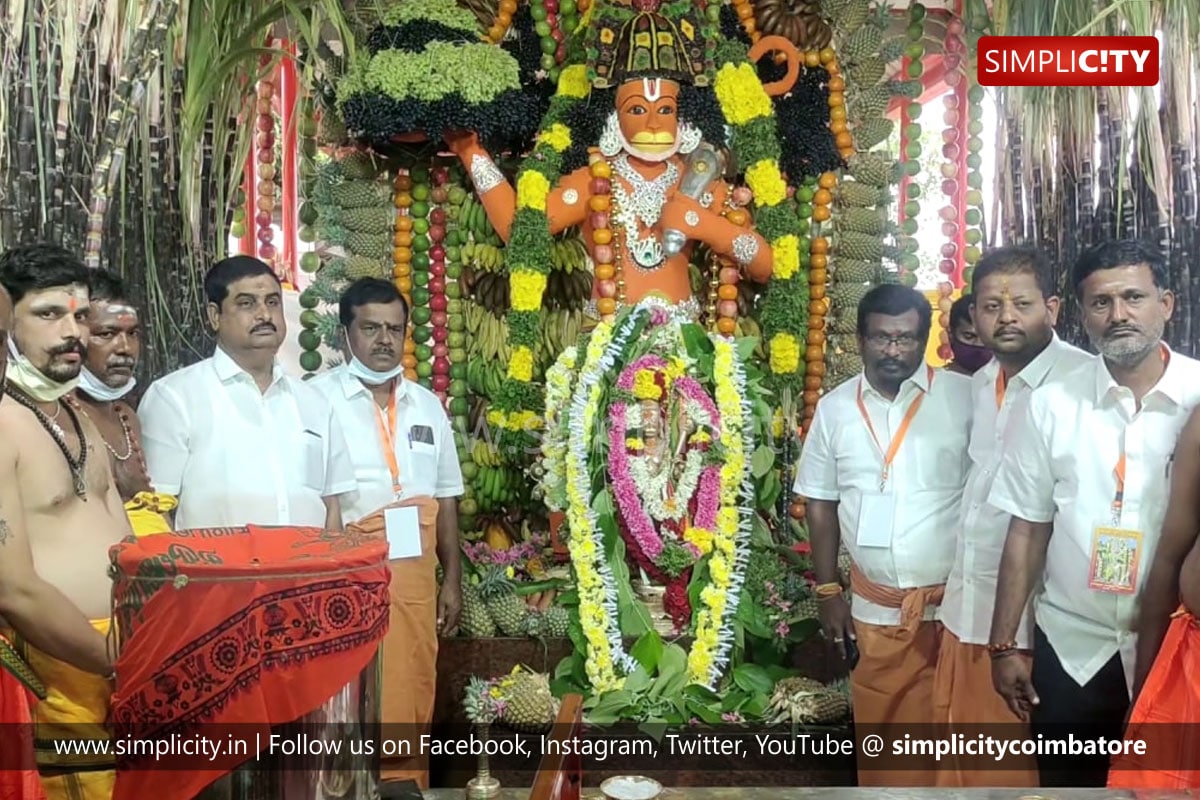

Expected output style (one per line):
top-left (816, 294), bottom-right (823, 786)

top-left (347, 496), bottom-right (441, 788)
top-left (0, 635), bottom-right (46, 800)
top-left (108, 525), bottom-right (391, 800)
top-left (1108, 608), bottom-right (1200, 788)
top-left (932, 629), bottom-right (1039, 787)
top-left (848, 562), bottom-right (946, 787)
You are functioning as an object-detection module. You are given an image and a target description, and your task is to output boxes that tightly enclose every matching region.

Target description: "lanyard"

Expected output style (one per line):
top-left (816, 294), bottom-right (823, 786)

top-left (374, 391), bottom-right (402, 495)
top-left (994, 369), bottom-right (1007, 410)
top-left (856, 366), bottom-right (933, 491)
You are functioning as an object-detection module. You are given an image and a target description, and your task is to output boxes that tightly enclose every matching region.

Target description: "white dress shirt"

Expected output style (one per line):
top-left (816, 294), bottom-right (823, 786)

top-left (989, 345), bottom-right (1200, 691)
top-left (138, 347), bottom-right (357, 529)
top-left (794, 365), bottom-right (973, 626)
top-left (941, 335), bottom-right (1094, 647)
top-left (310, 366), bottom-right (464, 525)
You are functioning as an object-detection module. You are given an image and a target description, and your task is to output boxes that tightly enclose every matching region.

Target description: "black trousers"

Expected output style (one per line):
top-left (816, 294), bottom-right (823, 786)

top-left (1030, 624), bottom-right (1130, 787)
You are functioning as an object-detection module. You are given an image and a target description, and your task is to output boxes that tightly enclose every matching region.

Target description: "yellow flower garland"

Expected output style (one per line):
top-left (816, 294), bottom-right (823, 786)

top-left (557, 64), bottom-right (591, 99)
top-left (713, 63), bottom-right (773, 126)
top-left (515, 171), bottom-right (550, 211)
top-left (565, 321), bottom-right (625, 692)
top-left (744, 161), bottom-right (788, 207)
top-left (686, 339), bottom-right (747, 685)
top-left (771, 234), bottom-right (800, 280)
top-left (768, 332), bottom-right (800, 374)
top-left (509, 346), bottom-right (535, 382)
top-left (510, 270), bottom-right (548, 311)
top-left (538, 123), bottom-right (572, 152)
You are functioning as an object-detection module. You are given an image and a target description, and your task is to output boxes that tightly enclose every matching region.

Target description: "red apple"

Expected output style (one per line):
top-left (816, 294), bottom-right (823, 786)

top-left (940, 258), bottom-right (957, 274)
top-left (431, 188), bottom-right (449, 205)
top-left (720, 267), bottom-right (740, 284)
top-left (590, 212), bottom-right (610, 230)
top-left (430, 262), bottom-right (446, 278)
top-left (942, 128), bottom-right (959, 144)
top-left (428, 276), bottom-right (446, 294)
top-left (942, 179), bottom-right (959, 196)
top-left (593, 245), bottom-right (614, 265)
top-left (257, 227), bottom-right (274, 243)
top-left (943, 143), bottom-right (960, 161)
top-left (430, 294), bottom-right (448, 312)
top-left (939, 205), bottom-right (958, 221)
top-left (945, 71), bottom-right (963, 87)
top-left (430, 208), bottom-right (447, 226)
top-left (597, 280), bottom-right (618, 299)
top-left (941, 242), bottom-right (958, 259)
top-left (256, 210), bottom-right (273, 227)
top-left (431, 326), bottom-right (449, 343)
top-left (257, 116), bottom-right (273, 132)
top-left (943, 94), bottom-right (960, 110)
top-left (433, 357), bottom-right (450, 375)
top-left (259, 243), bottom-right (276, 260)
top-left (433, 343), bottom-right (449, 358)
top-left (257, 149), bottom-right (274, 163)
top-left (941, 222), bottom-right (959, 238)
top-left (429, 245), bottom-right (445, 262)
top-left (429, 225), bottom-right (446, 243)
top-left (432, 374), bottom-right (451, 393)
top-left (431, 311), bottom-right (448, 328)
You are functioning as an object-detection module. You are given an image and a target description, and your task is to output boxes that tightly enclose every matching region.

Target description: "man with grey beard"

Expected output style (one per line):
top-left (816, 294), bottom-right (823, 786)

top-left (985, 239), bottom-right (1200, 787)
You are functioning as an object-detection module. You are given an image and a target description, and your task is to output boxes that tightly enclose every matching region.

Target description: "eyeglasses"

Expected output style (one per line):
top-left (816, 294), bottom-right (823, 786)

top-left (864, 334), bottom-right (922, 350)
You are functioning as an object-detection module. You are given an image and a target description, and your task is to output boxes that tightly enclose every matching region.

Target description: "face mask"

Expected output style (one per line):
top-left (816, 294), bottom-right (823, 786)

top-left (950, 340), bottom-right (992, 373)
top-left (5, 336), bottom-right (78, 402)
top-left (347, 355), bottom-right (403, 386)
top-left (77, 367), bottom-right (136, 402)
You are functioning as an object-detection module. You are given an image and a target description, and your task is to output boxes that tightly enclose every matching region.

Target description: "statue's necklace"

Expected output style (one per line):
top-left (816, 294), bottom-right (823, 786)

top-left (4, 386), bottom-right (88, 499)
top-left (612, 154), bottom-right (679, 270)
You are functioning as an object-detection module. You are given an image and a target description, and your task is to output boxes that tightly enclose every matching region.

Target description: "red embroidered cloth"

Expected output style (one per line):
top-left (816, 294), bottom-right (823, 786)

top-left (108, 525), bottom-right (390, 800)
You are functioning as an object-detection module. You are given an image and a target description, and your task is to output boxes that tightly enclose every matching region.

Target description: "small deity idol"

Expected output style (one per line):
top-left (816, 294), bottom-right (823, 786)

top-left (446, 0), bottom-right (775, 318)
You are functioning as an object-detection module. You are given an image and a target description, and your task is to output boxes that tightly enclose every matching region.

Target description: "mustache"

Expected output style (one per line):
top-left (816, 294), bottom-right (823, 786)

top-left (251, 322), bottom-right (277, 333)
top-left (106, 357), bottom-right (136, 369)
top-left (878, 359), bottom-right (906, 370)
top-left (371, 346), bottom-right (394, 354)
top-left (49, 340), bottom-right (83, 356)
top-left (1104, 324), bottom-right (1141, 336)
top-left (994, 326), bottom-right (1023, 336)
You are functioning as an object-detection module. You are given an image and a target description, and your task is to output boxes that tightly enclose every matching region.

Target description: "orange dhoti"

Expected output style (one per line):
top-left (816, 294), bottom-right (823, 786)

top-left (848, 563), bottom-right (944, 787)
top-left (0, 635), bottom-right (47, 800)
top-left (348, 496), bottom-right (441, 789)
top-left (932, 629), bottom-right (1039, 786)
top-left (1108, 608), bottom-right (1200, 788)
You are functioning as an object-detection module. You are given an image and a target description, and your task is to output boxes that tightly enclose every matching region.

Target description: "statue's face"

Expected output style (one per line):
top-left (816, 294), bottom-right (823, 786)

top-left (616, 78), bottom-right (682, 163)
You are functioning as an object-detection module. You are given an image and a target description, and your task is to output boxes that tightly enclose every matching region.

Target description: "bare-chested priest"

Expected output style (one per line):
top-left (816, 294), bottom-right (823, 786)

top-left (0, 244), bottom-right (133, 800)
top-left (74, 269), bottom-right (175, 535)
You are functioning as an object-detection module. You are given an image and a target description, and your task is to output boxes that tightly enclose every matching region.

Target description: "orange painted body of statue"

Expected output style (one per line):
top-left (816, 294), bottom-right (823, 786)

top-left (447, 76), bottom-right (774, 309)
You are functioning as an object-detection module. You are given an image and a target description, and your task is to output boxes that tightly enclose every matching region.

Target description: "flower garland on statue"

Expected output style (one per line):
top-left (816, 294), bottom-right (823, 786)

top-left (712, 41), bottom-right (809, 396)
top-left (540, 345), bottom-right (579, 513)
top-left (688, 338), bottom-right (754, 687)
top-left (490, 65), bottom-right (592, 457)
top-left (563, 312), bottom-right (644, 692)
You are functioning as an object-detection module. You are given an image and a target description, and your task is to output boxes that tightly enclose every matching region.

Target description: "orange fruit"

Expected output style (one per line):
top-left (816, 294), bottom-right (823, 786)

top-left (813, 205), bottom-right (831, 222)
top-left (597, 297), bottom-right (617, 315)
top-left (394, 175), bottom-right (413, 191)
top-left (819, 48), bottom-right (836, 64)
top-left (808, 360), bottom-right (826, 377)
top-left (394, 192), bottom-right (412, 208)
top-left (396, 277), bottom-right (412, 293)
top-left (594, 264), bottom-right (615, 281)
top-left (589, 195), bottom-right (610, 212)
top-left (803, 390), bottom-right (821, 407)
top-left (805, 375), bottom-right (824, 391)
top-left (811, 236), bottom-right (829, 254)
top-left (395, 217), bottom-right (413, 233)
top-left (835, 131), bottom-right (854, 149)
top-left (828, 76), bottom-right (845, 93)
top-left (809, 267), bottom-right (827, 284)
top-left (818, 172), bottom-right (837, 189)
top-left (810, 298), bottom-right (829, 315)
top-left (590, 161), bottom-right (611, 179)
top-left (828, 92), bottom-right (844, 108)
top-left (592, 228), bottom-right (613, 245)
top-left (810, 254), bottom-right (827, 270)
top-left (830, 106), bottom-right (847, 123)
top-left (718, 284), bottom-right (739, 301)
top-left (402, 354), bottom-right (418, 369)
top-left (726, 209), bottom-right (750, 227)
top-left (393, 231), bottom-right (412, 248)
top-left (809, 314), bottom-right (825, 330)
top-left (717, 317), bottom-right (737, 335)
top-left (807, 329), bottom-right (826, 346)
top-left (806, 345), bottom-right (824, 362)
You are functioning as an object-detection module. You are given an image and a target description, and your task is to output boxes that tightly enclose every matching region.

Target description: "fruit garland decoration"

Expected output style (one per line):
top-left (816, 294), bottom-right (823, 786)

top-left (962, 0), bottom-right (992, 289)
top-left (406, 164), bottom-right (437, 391)
top-left (796, 173), bottom-right (826, 428)
top-left (486, 0), bottom-right (518, 43)
top-left (426, 166), bottom-right (453, 401)
top-left (296, 97), bottom-right (325, 377)
top-left (531, 0), bottom-right (579, 82)
top-left (339, 0), bottom-right (540, 153)
top-left (255, 77), bottom-right (278, 268)
top-left (712, 37), bottom-right (809, 398)
top-left (393, 169), bottom-right (419, 383)
top-left (743, 0), bottom-right (835, 51)
top-left (936, 10), bottom-right (967, 361)
top-left (820, 0), bottom-right (911, 391)
top-left (896, 2), bottom-right (926, 291)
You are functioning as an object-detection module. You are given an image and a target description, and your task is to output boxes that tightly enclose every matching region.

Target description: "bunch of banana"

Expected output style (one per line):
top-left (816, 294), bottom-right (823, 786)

top-left (459, 193), bottom-right (498, 243)
top-left (466, 358), bottom-right (509, 399)
top-left (542, 269), bottom-right (593, 312)
top-left (539, 308), bottom-right (585, 363)
top-left (752, 0), bottom-right (832, 51)
top-left (470, 437), bottom-right (502, 468)
top-left (462, 300), bottom-right (485, 346)
top-left (549, 236), bottom-right (590, 273)
top-left (463, 241), bottom-right (505, 272)
top-left (472, 464), bottom-right (523, 513)
top-left (473, 272), bottom-right (511, 315)
top-left (466, 313), bottom-right (513, 365)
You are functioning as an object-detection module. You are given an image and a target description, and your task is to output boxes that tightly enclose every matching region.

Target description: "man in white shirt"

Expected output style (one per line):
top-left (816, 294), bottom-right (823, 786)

top-left (794, 283), bottom-right (972, 786)
top-left (138, 256), bottom-right (355, 530)
top-left (310, 277), bottom-right (463, 790)
top-left (934, 246), bottom-right (1092, 787)
top-left (988, 239), bottom-right (1200, 786)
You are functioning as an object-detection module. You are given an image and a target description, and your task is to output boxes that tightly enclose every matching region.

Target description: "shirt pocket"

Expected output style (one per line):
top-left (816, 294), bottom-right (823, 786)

top-left (409, 440), bottom-right (438, 474)
top-left (303, 432), bottom-right (326, 492)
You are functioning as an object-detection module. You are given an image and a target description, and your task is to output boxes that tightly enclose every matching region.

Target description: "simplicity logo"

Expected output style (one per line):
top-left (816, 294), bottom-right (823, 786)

top-left (977, 36), bottom-right (1159, 86)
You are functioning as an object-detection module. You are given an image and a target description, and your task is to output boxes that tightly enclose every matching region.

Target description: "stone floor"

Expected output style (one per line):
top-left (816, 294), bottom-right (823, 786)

top-left (424, 791), bottom-right (1197, 800)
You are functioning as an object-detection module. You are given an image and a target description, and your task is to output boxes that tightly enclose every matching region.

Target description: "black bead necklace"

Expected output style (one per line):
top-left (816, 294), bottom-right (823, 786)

top-left (3, 385), bottom-right (88, 499)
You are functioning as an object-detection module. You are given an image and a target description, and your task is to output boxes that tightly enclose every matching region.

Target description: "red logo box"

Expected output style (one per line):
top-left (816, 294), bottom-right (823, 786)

top-left (977, 36), bottom-right (1159, 87)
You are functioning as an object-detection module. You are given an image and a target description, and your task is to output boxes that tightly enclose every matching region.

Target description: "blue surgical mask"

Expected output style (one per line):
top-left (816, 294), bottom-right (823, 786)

top-left (77, 367), bottom-right (136, 402)
top-left (347, 355), bottom-right (403, 386)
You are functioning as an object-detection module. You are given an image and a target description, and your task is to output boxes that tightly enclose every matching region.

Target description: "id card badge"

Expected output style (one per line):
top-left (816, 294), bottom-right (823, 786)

top-left (384, 506), bottom-right (423, 560)
top-left (1087, 524), bottom-right (1143, 594)
top-left (856, 493), bottom-right (896, 548)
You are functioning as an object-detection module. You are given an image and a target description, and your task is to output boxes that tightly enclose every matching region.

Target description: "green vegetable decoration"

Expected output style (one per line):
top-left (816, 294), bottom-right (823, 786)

top-left (337, 0), bottom-right (541, 151)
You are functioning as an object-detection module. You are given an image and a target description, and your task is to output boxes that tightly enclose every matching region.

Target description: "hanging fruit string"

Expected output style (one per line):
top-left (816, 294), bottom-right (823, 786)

top-left (532, 0), bottom-right (577, 81)
top-left (427, 165), bottom-right (453, 404)
top-left (440, 164), bottom-right (471, 420)
top-left (409, 164), bottom-right (436, 390)
top-left (961, 2), bottom-right (988, 289)
top-left (588, 154), bottom-right (620, 320)
top-left (895, 2), bottom-right (926, 293)
top-left (716, 191), bottom-right (749, 337)
top-left (255, 75), bottom-right (279, 270)
top-left (937, 9), bottom-right (969, 362)
top-left (393, 169), bottom-right (418, 383)
top-left (487, 0), bottom-right (518, 43)
top-left (733, 0), bottom-right (760, 43)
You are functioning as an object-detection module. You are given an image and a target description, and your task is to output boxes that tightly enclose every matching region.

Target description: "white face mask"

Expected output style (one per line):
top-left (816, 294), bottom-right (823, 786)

top-left (77, 367), bottom-right (136, 402)
top-left (5, 336), bottom-right (78, 402)
top-left (347, 355), bottom-right (403, 386)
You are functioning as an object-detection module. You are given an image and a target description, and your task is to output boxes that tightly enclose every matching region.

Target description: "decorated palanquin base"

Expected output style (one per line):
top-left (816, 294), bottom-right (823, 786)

top-left (108, 526), bottom-right (390, 800)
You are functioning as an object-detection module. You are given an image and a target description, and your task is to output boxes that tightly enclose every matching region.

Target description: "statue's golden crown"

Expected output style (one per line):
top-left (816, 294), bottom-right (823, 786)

top-left (586, 0), bottom-right (714, 89)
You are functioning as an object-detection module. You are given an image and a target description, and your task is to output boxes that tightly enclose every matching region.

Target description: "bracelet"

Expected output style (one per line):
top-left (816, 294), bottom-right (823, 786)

top-left (986, 641), bottom-right (1023, 659)
top-left (814, 582), bottom-right (843, 598)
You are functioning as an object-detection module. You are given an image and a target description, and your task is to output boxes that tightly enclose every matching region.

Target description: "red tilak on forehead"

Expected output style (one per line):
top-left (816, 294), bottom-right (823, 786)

top-left (68, 295), bottom-right (79, 312)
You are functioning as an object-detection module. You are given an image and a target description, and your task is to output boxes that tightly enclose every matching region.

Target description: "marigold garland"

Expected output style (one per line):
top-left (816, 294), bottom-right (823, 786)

top-left (490, 65), bottom-right (590, 456)
top-left (713, 40), bottom-right (809, 396)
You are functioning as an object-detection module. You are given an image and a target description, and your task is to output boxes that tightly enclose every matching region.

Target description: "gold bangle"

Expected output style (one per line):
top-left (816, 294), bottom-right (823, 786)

top-left (814, 581), bottom-right (843, 598)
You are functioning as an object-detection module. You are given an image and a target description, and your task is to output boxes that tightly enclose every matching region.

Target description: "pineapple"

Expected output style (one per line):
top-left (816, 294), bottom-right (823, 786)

top-left (836, 181), bottom-right (885, 209)
top-left (460, 582), bottom-right (496, 638)
top-left (768, 677), bottom-right (852, 725)
top-left (341, 207), bottom-right (393, 234)
top-left (837, 208), bottom-right (886, 236)
top-left (842, 24), bottom-right (884, 64)
top-left (830, 281), bottom-right (871, 312)
top-left (340, 151), bottom-right (380, 180)
top-left (830, 311), bottom-right (857, 334)
top-left (833, 259), bottom-right (879, 284)
top-left (835, 231), bottom-right (884, 263)
top-left (847, 152), bottom-right (897, 188)
top-left (343, 255), bottom-right (386, 280)
top-left (345, 231), bottom-right (389, 260)
top-left (542, 606), bottom-right (570, 638)
top-left (477, 567), bottom-right (529, 637)
top-left (331, 179), bottom-right (387, 208)
top-left (521, 610), bottom-right (546, 638)
top-left (847, 58), bottom-right (886, 88)
top-left (500, 669), bottom-right (556, 733)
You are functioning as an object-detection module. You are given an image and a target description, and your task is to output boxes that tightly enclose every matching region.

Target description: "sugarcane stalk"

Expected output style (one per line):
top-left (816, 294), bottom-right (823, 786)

top-left (84, 0), bottom-right (177, 269)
